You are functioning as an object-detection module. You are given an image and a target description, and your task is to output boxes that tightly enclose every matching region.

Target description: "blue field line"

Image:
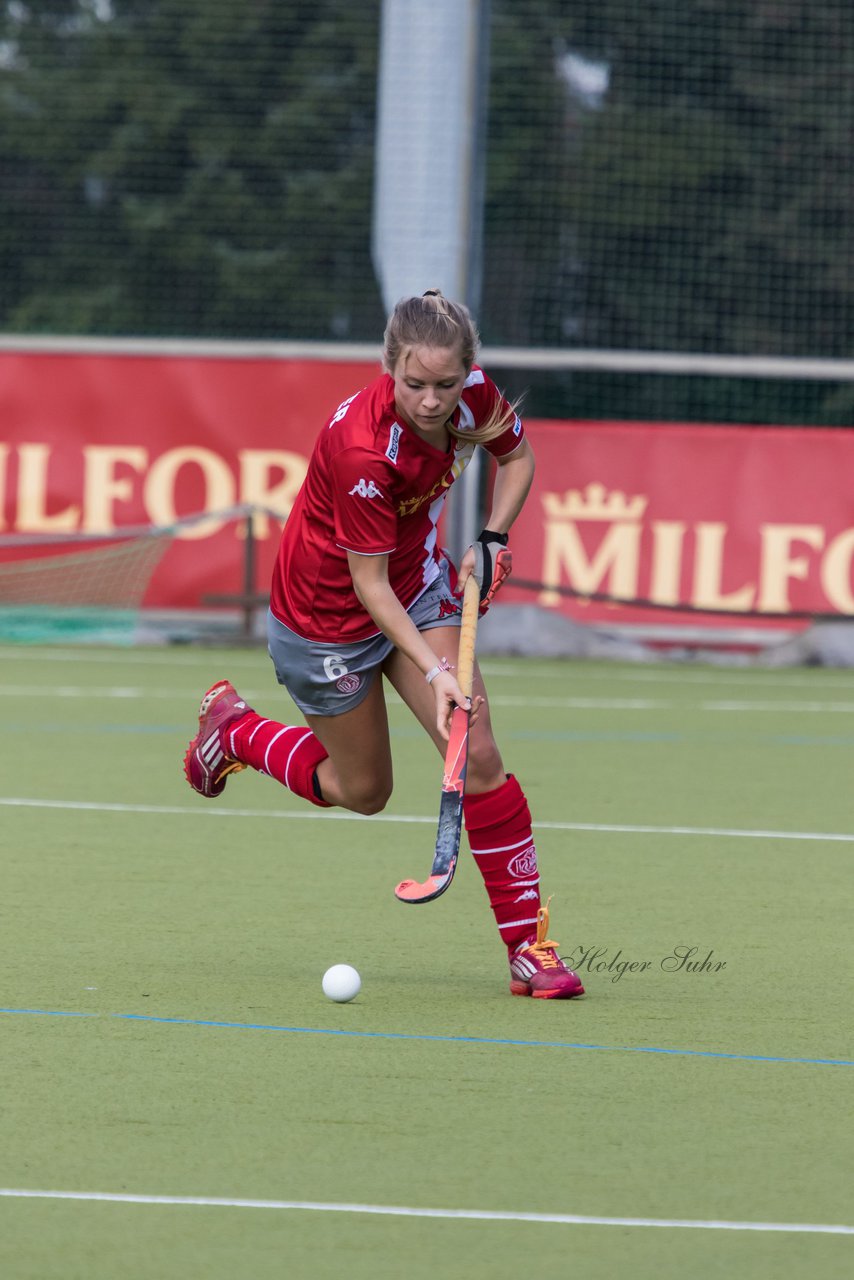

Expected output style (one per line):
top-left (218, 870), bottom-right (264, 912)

top-left (0, 1008), bottom-right (99, 1019)
top-left (1, 1008), bottom-right (851, 1068)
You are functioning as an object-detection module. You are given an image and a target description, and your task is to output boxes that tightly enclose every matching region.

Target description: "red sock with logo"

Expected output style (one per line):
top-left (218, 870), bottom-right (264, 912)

top-left (226, 713), bottom-right (330, 807)
top-left (463, 774), bottom-right (541, 953)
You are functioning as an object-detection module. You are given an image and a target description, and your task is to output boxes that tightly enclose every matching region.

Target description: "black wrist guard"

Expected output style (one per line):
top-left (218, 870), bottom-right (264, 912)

top-left (477, 528), bottom-right (509, 546)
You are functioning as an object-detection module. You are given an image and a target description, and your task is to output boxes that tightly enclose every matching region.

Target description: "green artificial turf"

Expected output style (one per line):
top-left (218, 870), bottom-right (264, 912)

top-left (1, 646), bottom-right (852, 1279)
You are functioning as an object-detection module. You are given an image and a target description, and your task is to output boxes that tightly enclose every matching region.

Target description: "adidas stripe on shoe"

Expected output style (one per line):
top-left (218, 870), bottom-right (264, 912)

top-left (509, 897), bottom-right (585, 999)
top-left (183, 680), bottom-right (252, 798)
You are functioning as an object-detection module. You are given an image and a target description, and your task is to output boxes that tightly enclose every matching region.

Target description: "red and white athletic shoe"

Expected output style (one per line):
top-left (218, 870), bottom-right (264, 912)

top-left (183, 680), bottom-right (252, 798)
top-left (509, 898), bottom-right (585, 999)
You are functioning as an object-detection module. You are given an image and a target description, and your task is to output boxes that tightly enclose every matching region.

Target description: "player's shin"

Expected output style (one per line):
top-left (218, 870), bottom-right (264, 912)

top-left (463, 774), bottom-right (541, 951)
top-left (227, 713), bottom-right (330, 807)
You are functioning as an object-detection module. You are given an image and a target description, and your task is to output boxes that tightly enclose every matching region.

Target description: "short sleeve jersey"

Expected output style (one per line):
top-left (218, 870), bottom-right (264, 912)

top-left (270, 367), bottom-right (524, 642)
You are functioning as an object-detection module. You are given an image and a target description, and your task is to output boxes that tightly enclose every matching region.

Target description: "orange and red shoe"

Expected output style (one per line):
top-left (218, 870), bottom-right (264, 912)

top-left (183, 680), bottom-right (252, 798)
top-left (509, 898), bottom-right (585, 999)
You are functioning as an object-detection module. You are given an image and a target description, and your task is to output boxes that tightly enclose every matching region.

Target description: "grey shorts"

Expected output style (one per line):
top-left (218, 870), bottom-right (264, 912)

top-left (267, 559), bottom-right (462, 717)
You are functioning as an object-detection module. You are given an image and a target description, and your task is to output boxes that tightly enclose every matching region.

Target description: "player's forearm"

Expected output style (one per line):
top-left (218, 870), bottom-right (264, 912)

top-left (349, 561), bottom-right (439, 675)
top-left (482, 440), bottom-right (535, 534)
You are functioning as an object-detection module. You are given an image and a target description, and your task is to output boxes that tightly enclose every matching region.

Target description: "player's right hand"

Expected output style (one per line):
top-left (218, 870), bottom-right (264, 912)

top-left (431, 669), bottom-right (482, 739)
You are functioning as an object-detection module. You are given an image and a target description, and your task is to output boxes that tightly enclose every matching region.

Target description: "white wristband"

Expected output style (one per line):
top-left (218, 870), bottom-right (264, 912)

top-left (425, 659), bottom-right (450, 685)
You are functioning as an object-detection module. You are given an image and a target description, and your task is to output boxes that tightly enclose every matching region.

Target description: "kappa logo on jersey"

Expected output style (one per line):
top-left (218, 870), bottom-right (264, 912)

top-left (437, 597), bottom-right (461, 619)
top-left (386, 423), bottom-right (403, 464)
top-left (348, 478), bottom-right (383, 499)
top-left (508, 846), bottom-right (538, 878)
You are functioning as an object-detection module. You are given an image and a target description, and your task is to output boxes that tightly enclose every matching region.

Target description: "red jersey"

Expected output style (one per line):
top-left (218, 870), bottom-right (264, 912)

top-left (270, 367), bottom-right (524, 642)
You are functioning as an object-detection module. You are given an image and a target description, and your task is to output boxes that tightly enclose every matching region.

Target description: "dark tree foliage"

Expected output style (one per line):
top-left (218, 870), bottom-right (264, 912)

top-left (2, 1), bottom-right (853, 422)
top-left (561, 0), bottom-right (854, 360)
top-left (483, 0), bottom-right (854, 421)
top-left (0, 0), bottom-right (385, 339)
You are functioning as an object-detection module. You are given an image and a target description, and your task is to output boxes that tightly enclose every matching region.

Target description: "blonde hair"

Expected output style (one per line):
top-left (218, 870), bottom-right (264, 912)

top-left (383, 289), bottom-right (519, 445)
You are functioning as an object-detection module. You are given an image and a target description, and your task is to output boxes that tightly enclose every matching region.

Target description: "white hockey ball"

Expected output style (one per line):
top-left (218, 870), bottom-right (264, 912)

top-left (322, 964), bottom-right (361, 1003)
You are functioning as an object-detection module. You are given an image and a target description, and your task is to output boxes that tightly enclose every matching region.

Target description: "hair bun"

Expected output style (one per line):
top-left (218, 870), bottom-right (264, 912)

top-left (422, 288), bottom-right (443, 298)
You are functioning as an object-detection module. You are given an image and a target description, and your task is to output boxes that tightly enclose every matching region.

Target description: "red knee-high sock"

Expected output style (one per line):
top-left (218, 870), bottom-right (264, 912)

top-left (227, 712), bottom-right (330, 807)
top-left (463, 774), bottom-right (541, 953)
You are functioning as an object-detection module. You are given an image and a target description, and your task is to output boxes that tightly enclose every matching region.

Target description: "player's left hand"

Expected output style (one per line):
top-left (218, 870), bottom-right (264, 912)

top-left (458, 529), bottom-right (512, 615)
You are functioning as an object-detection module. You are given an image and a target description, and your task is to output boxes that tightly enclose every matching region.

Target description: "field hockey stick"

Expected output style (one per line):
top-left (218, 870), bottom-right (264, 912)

top-left (394, 573), bottom-right (481, 905)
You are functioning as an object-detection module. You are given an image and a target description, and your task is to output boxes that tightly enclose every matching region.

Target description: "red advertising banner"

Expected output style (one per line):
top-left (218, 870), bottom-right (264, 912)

top-left (508, 420), bottom-right (854, 628)
top-left (0, 350), bottom-right (380, 609)
top-left (2, 350), bottom-right (853, 627)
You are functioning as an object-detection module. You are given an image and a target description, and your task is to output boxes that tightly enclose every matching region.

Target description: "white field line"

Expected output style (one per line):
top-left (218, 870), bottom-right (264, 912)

top-left (4, 645), bottom-right (854, 691)
top-left (0, 647), bottom-right (268, 669)
top-left (482, 664), bottom-right (854, 690)
top-left (491, 695), bottom-right (854, 713)
top-left (2, 797), bottom-right (852, 843)
top-left (0, 683), bottom-right (853, 714)
top-left (0, 1189), bottom-right (850, 1234)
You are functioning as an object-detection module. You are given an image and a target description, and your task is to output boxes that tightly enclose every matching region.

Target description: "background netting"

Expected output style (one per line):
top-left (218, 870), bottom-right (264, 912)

top-left (0, 524), bottom-right (174, 640)
top-left (2, 2), bottom-right (853, 421)
top-left (0, 531), bottom-right (170, 606)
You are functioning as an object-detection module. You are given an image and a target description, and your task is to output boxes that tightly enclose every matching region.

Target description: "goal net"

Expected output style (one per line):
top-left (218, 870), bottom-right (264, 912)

top-left (0, 505), bottom-right (287, 645)
top-left (0, 524), bottom-right (175, 643)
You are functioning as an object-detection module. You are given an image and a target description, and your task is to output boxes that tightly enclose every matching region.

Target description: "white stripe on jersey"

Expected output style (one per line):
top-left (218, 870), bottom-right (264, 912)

top-left (420, 438), bottom-right (476, 582)
top-left (457, 400), bottom-right (477, 433)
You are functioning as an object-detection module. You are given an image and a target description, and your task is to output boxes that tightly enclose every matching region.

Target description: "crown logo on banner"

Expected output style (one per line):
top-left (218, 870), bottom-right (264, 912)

top-left (543, 481), bottom-right (648, 522)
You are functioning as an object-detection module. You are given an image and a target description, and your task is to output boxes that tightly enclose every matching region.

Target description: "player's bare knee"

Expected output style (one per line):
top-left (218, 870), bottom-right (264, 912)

top-left (343, 780), bottom-right (392, 815)
top-left (465, 738), bottom-right (505, 791)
